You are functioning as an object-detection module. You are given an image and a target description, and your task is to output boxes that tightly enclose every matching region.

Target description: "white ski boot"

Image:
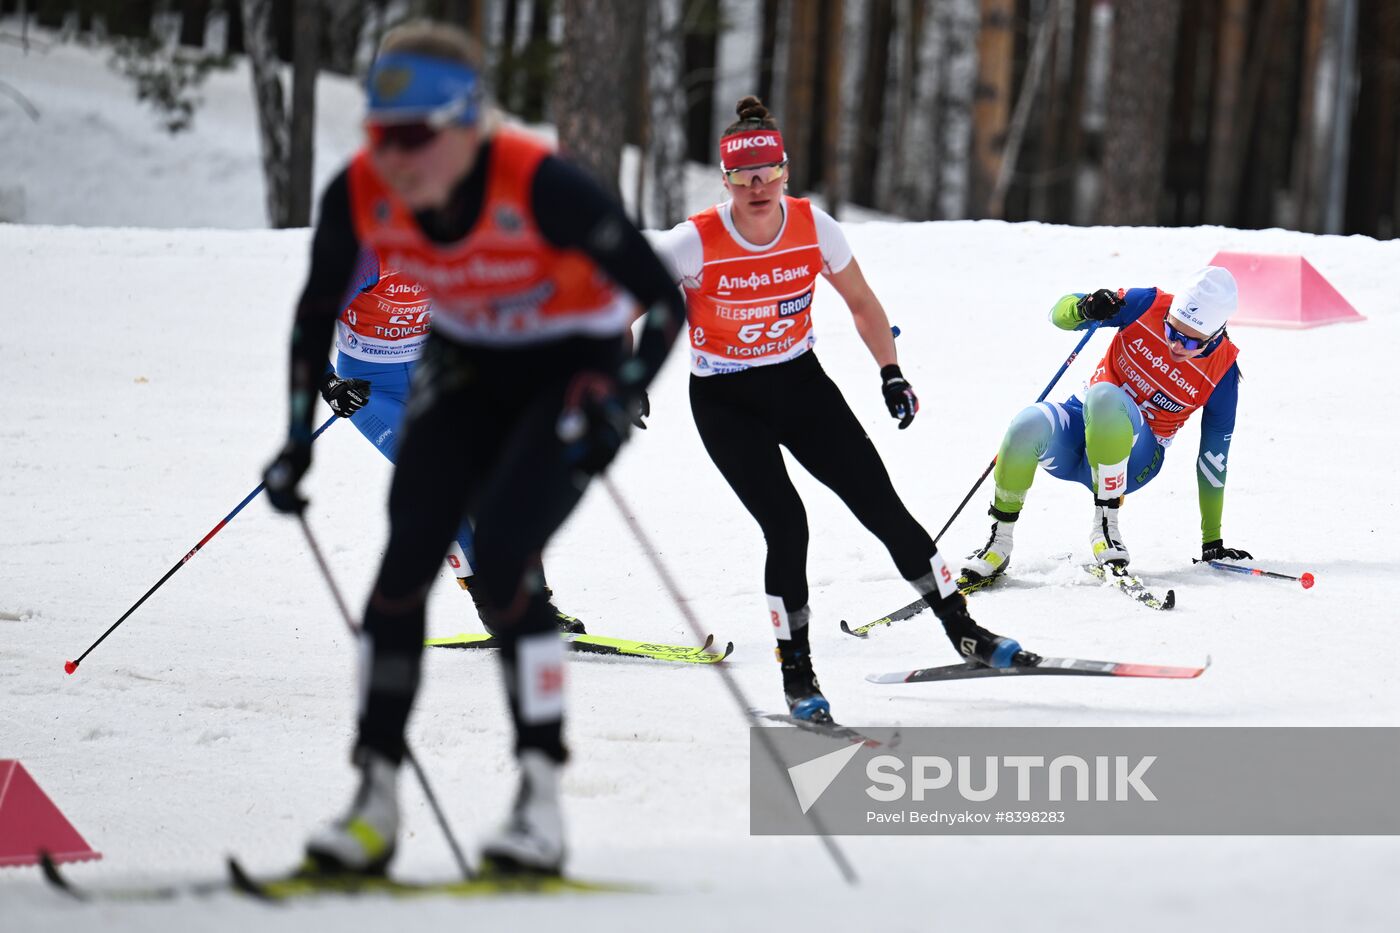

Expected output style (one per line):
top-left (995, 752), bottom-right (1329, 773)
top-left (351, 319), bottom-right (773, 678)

top-left (304, 747), bottom-right (401, 875)
top-left (962, 507), bottom-right (1017, 582)
top-left (480, 749), bottom-right (566, 876)
top-left (1090, 496), bottom-right (1130, 566)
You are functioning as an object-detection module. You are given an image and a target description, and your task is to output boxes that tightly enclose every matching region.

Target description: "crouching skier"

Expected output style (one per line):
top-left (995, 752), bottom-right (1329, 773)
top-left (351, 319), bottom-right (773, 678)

top-left (962, 266), bottom-right (1251, 582)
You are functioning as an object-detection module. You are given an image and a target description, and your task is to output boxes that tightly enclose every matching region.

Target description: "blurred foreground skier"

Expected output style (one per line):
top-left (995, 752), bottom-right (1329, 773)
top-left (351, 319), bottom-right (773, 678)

top-left (262, 21), bottom-right (683, 877)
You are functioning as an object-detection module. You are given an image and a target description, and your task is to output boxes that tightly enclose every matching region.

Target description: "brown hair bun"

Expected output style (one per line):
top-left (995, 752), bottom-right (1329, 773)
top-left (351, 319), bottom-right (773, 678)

top-left (723, 95), bottom-right (779, 135)
top-left (736, 96), bottom-right (769, 122)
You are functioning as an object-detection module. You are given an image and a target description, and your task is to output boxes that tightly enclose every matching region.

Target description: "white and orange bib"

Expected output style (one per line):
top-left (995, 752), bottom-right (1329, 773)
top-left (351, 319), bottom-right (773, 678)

top-left (682, 197), bottom-right (823, 375)
top-left (347, 130), bottom-right (632, 347)
top-left (1089, 291), bottom-right (1240, 442)
top-left (335, 270), bottom-right (432, 362)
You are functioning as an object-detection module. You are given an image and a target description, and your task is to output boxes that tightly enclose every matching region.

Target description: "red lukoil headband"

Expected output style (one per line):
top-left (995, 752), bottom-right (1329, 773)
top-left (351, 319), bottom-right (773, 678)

top-left (720, 130), bottom-right (786, 170)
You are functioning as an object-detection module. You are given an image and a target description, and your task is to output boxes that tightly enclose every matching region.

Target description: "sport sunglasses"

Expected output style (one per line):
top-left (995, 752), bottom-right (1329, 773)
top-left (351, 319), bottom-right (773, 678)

top-left (723, 161), bottom-right (788, 187)
top-left (366, 97), bottom-right (476, 153)
top-left (1164, 318), bottom-right (1223, 351)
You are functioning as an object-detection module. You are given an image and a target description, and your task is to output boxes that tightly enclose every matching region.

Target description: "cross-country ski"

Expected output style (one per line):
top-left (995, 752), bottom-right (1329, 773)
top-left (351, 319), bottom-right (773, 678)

top-left (426, 631), bottom-right (734, 664)
top-left (867, 655), bottom-right (1210, 685)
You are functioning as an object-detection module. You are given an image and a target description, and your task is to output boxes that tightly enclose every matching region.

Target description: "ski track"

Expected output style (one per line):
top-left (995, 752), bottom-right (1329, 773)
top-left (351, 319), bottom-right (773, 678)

top-left (4, 27), bottom-right (1400, 933)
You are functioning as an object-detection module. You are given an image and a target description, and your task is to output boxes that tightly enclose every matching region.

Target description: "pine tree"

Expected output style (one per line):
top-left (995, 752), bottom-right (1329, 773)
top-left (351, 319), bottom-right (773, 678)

top-left (242, 0), bottom-right (318, 227)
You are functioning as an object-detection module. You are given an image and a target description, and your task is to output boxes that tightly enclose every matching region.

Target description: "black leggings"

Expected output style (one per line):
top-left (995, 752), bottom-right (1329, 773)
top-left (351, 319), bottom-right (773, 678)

top-left (689, 352), bottom-right (937, 615)
top-left (356, 334), bottom-right (624, 765)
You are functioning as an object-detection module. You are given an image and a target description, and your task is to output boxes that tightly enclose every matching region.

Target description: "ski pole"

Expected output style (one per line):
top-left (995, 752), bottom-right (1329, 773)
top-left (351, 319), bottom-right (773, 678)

top-left (295, 512), bottom-right (476, 882)
top-left (599, 475), bottom-right (859, 886)
top-left (1193, 559), bottom-right (1315, 589)
top-left (64, 415), bottom-right (340, 675)
top-left (932, 322), bottom-right (1101, 545)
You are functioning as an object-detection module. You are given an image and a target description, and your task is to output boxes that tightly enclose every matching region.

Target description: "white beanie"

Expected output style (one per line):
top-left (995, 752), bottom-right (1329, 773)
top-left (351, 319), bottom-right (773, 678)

top-left (1168, 266), bottom-right (1238, 335)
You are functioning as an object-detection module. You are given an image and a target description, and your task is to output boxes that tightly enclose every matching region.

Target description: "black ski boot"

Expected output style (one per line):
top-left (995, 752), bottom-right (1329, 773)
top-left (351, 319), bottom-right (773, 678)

top-left (929, 590), bottom-right (1029, 669)
top-left (776, 625), bottom-right (831, 722)
top-left (543, 585), bottom-right (586, 634)
top-left (461, 577), bottom-right (585, 635)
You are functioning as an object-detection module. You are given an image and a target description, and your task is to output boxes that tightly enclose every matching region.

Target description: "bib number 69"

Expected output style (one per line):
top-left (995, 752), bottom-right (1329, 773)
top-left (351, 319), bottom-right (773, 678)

top-left (737, 319), bottom-right (795, 344)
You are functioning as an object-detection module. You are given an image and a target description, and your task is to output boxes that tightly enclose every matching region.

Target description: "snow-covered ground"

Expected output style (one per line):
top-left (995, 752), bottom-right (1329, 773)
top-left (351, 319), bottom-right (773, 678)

top-left (4, 23), bottom-right (1400, 933)
top-left (4, 218), bottom-right (1399, 932)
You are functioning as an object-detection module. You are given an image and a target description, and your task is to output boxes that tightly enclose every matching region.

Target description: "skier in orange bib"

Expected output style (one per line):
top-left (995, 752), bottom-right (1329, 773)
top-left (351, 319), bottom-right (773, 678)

top-left (651, 96), bottom-right (1030, 724)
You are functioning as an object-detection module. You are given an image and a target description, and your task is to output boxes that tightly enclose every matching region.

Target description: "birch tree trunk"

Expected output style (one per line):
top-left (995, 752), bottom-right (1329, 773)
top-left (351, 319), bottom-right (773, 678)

top-left (934, 0), bottom-right (977, 219)
top-left (882, 0), bottom-right (918, 215)
top-left (648, 0), bottom-right (688, 227)
top-left (242, 0), bottom-right (291, 227)
top-left (286, 0), bottom-right (319, 228)
top-left (900, 0), bottom-right (939, 218)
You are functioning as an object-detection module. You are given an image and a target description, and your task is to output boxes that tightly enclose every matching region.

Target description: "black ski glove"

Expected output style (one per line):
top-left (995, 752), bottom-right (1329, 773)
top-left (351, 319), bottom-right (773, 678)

top-left (320, 372), bottom-right (371, 418)
top-left (880, 364), bottom-right (919, 429)
top-left (1202, 539), bottom-right (1252, 562)
top-left (558, 373), bottom-right (641, 476)
top-left (630, 389), bottom-right (650, 430)
top-left (263, 439), bottom-right (312, 513)
top-left (1076, 288), bottom-right (1125, 322)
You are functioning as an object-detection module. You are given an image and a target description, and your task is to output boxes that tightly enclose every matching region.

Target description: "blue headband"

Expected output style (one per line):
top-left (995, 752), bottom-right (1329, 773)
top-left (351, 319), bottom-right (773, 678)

top-left (366, 52), bottom-right (481, 124)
